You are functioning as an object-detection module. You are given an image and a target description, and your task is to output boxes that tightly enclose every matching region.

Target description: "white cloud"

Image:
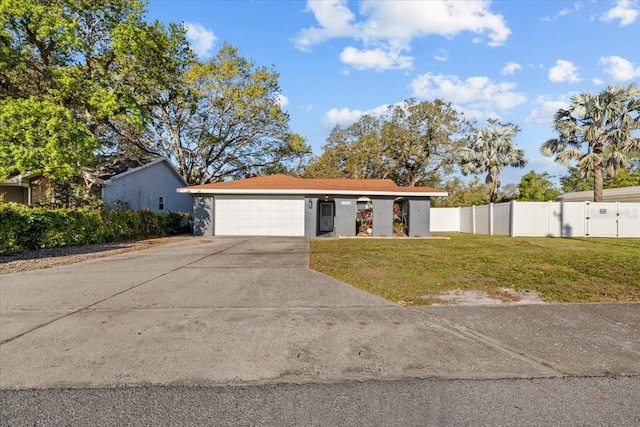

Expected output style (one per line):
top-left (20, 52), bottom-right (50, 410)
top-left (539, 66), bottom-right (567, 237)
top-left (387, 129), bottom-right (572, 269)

top-left (542, 1), bottom-right (583, 21)
top-left (592, 78), bottom-right (604, 85)
top-left (294, 0), bottom-right (358, 51)
top-left (410, 73), bottom-right (527, 110)
top-left (601, 0), bottom-right (640, 26)
top-left (184, 23), bottom-right (217, 58)
top-left (434, 49), bottom-right (448, 62)
top-left (525, 95), bottom-right (570, 125)
top-left (600, 55), bottom-right (640, 81)
top-left (502, 61), bottom-right (522, 75)
top-left (559, 2), bottom-right (583, 16)
top-left (275, 93), bottom-right (289, 107)
top-left (295, 0), bottom-right (511, 71)
top-left (322, 103), bottom-right (393, 128)
top-left (340, 46), bottom-right (413, 71)
top-left (548, 60), bottom-right (581, 83)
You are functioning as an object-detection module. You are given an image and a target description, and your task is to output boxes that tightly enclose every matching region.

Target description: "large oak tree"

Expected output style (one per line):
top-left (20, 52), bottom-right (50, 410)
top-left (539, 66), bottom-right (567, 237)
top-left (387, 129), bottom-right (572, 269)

top-left (0, 0), bottom-right (192, 181)
top-left (304, 99), bottom-right (471, 187)
top-left (141, 44), bottom-right (310, 185)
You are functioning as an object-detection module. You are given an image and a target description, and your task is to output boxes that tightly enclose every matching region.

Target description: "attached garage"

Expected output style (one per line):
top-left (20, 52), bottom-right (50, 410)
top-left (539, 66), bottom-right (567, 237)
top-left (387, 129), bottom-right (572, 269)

top-left (179, 174), bottom-right (447, 237)
top-left (214, 195), bottom-right (305, 236)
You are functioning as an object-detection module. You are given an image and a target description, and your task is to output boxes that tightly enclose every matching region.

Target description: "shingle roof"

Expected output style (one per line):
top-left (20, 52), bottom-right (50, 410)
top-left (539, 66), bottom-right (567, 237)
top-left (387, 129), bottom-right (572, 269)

top-left (180, 174), bottom-right (446, 196)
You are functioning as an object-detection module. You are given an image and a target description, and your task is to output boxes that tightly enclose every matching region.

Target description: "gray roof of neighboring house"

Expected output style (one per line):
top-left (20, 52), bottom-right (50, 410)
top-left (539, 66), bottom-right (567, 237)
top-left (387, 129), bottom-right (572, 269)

top-left (557, 186), bottom-right (640, 203)
top-left (86, 157), bottom-right (188, 186)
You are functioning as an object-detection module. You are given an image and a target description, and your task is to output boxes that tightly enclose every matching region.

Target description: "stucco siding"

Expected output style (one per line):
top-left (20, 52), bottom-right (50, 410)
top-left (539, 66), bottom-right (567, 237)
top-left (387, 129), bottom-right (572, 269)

top-left (193, 196), bottom-right (214, 236)
top-left (333, 197), bottom-right (357, 236)
top-left (103, 161), bottom-right (192, 213)
top-left (408, 198), bottom-right (431, 237)
top-left (371, 197), bottom-right (394, 237)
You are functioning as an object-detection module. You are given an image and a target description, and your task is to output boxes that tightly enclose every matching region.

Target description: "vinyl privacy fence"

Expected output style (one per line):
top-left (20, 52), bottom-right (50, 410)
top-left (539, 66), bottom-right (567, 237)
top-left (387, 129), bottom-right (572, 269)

top-left (430, 201), bottom-right (640, 238)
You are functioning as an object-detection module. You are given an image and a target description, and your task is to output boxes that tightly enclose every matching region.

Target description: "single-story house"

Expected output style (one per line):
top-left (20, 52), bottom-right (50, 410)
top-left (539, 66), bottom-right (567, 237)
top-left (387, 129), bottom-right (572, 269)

top-left (1, 157), bottom-right (193, 213)
top-left (0, 172), bottom-right (44, 205)
top-left (556, 186), bottom-right (640, 203)
top-left (178, 174), bottom-right (447, 237)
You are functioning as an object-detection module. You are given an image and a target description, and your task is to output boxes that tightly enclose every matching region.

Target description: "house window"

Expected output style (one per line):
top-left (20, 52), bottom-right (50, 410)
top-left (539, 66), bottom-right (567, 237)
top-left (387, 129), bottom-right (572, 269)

top-left (158, 196), bottom-right (165, 211)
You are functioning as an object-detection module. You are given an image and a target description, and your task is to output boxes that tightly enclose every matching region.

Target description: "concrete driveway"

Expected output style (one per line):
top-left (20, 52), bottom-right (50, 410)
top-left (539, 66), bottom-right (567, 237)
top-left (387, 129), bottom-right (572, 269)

top-left (1, 237), bottom-right (639, 390)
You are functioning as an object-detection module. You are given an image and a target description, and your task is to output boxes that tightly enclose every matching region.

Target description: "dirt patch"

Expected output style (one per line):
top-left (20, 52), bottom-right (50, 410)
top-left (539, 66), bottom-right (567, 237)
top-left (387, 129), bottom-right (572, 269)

top-left (422, 288), bottom-right (546, 306)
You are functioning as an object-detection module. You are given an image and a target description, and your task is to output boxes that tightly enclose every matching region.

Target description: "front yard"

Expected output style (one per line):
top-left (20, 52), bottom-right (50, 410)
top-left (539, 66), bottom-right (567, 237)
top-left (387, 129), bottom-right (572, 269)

top-left (309, 234), bottom-right (640, 305)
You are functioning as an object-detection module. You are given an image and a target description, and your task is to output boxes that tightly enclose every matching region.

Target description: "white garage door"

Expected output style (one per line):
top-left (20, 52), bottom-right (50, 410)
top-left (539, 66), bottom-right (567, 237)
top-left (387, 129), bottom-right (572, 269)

top-left (215, 195), bottom-right (306, 236)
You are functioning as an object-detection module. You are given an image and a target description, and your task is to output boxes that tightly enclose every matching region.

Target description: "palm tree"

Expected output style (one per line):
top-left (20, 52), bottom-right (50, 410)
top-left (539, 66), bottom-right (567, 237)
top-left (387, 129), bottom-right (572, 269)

top-left (541, 83), bottom-right (640, 202)
top-left (460, 119), bottom-right (527, 203)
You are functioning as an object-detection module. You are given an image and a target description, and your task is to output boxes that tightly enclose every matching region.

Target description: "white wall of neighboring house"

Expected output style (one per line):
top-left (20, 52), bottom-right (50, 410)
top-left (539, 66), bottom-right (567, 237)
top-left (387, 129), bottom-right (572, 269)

top-left (103, 159), bottom-right (193, 213)
top-left (431, 201), bottom-right (640, 238)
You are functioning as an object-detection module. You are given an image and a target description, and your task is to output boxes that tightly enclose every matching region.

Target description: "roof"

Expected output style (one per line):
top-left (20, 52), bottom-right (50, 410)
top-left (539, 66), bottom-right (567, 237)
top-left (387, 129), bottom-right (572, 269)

top-left (98, 157), bottom-right (188, 187)
top-left (178, 174), bottom-right (447, 197)
top-left (0, 172), bottom-right (43, 187)
top-left (557, 186), bottom-right (640, 203)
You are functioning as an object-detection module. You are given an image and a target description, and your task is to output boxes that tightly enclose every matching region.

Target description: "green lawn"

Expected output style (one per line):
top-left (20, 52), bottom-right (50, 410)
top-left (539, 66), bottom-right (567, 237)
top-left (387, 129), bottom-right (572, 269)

top-left (309, 234), bottom-right (640, 305)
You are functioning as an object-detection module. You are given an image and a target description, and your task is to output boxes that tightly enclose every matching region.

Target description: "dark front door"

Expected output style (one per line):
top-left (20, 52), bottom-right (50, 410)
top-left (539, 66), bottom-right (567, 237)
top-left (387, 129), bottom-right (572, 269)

top-left (319, 202), bottom-right (334, 232)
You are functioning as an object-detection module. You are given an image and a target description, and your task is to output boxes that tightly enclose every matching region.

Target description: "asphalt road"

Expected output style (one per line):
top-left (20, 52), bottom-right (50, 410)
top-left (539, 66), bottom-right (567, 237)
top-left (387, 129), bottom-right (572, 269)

top-left (2, 376), bottom-right (639, 426)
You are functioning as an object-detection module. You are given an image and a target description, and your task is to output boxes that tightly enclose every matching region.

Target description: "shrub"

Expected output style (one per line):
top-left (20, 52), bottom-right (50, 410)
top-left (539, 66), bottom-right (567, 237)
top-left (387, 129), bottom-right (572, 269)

top-left (0, 203), bottom-right (191, 254)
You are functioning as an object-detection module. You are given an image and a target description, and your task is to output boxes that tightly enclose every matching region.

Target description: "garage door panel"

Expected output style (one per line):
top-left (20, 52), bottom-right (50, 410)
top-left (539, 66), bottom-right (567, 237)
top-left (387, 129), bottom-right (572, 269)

top-left (215, 196), bottom-right (305, 236)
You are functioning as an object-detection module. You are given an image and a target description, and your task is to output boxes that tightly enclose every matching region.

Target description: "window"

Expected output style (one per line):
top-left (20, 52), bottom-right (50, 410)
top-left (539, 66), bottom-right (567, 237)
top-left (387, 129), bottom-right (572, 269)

top-left (158, 196), bottom-right (165, 211)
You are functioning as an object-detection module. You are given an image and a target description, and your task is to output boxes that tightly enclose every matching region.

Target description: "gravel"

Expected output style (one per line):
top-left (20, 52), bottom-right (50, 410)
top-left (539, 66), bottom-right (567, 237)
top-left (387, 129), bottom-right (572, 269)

top-left (0, 237), bottom-right (183, 274)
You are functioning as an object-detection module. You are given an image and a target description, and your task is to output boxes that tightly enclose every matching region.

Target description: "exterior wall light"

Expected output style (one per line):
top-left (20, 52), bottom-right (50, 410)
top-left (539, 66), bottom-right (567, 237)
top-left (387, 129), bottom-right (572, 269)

top-left (308, 199), bottom-right (313, 209)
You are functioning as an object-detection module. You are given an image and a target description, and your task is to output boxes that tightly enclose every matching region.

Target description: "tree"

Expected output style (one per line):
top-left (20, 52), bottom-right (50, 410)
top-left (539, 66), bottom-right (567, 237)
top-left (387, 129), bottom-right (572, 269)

top-left (517, 170), bottom-right (561, 201)
top-left (140, 44), bottom-right (310, 185)
top-left (541, 84), bottom-right (640, 202)
top-left (432, 176), bottom-right (490, 207)
top-left (303, 114), bottom-right (387, 180)
top-left (304, 99), bottom-right (471, 187)
top-left (0, 0), bottom-right (192, 180)
top-left (559, 166), bottom-right (595, 193)
top-left (459, 119), bottom-right (527, 203)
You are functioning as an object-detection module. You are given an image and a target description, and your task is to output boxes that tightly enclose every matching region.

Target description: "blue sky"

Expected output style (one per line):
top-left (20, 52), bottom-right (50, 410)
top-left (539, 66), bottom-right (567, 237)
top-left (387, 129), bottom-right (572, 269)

top-left (146, 0), bottom-right (640, 185)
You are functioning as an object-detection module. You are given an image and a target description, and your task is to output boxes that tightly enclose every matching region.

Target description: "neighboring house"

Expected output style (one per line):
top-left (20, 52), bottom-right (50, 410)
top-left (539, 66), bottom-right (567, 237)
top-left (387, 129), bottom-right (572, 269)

top-left (1, 157), bottom-right (193, 213)
top-left (0, 172), bottom-right (52, 205)
top-left (178, 174), bottom-right (447, 237)
top-left (557, 186), bottom-right (640, 203)
top-left (99, 157), bottom-right (193, 213)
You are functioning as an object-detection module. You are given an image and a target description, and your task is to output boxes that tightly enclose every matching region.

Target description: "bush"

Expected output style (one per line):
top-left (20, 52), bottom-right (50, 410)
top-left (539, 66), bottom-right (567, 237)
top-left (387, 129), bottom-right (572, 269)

top-left (0, 203), bottom-right (191, 254)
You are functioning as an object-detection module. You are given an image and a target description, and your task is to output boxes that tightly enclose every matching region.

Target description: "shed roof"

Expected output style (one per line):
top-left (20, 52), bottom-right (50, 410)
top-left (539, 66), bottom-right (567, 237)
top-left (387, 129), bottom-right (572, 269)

top-left (179, 174), bottom-right (447, 197)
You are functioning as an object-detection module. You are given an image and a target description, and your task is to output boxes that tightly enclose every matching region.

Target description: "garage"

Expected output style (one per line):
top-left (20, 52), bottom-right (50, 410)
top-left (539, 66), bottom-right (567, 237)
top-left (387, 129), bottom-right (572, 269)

top-left (214, 195), bottom-right (305, 236)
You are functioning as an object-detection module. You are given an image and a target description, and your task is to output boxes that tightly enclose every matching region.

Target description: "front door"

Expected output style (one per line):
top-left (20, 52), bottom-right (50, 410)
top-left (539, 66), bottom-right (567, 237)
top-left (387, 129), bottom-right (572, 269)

top-left (319, 202), bottom-right (334, 232)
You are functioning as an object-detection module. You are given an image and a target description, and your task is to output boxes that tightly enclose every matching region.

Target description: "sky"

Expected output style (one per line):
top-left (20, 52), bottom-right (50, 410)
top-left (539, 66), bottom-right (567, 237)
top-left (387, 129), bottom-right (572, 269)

top-left (146, 0), bottom-right (640, 186)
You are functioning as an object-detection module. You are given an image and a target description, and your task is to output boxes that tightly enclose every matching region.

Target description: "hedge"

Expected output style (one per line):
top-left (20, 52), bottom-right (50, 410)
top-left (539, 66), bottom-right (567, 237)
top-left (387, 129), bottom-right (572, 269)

top-left (0, 203), bottom-right (191, 254)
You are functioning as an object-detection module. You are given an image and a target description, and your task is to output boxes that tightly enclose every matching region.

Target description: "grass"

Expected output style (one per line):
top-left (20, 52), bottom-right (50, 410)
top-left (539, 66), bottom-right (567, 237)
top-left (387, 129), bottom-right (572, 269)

top-left (309, 234), bottom-right (640, 305)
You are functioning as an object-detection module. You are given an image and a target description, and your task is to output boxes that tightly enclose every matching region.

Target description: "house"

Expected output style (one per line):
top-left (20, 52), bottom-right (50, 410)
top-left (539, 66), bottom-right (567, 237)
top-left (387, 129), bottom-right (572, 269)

top-left (1, 157), bottom-right (193, 213)
top-left (99, 157), bottom-right (193, 213)
top-left (178, 174), bottom-right (447, 237)
top-left (0, 172), bottom-right (45, 205)
top-left (556, 186), bottom-right (640, 203)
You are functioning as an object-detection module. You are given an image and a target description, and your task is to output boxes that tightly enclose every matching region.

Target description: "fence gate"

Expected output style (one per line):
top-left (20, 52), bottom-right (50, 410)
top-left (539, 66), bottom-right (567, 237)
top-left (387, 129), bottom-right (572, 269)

top-left (584, 202), bottom-right (619, 237)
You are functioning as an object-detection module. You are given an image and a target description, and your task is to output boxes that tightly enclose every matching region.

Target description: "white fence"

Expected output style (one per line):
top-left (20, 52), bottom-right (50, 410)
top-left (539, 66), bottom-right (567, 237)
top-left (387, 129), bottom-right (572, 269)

top-left (431, 201), bottom-right (640, 238)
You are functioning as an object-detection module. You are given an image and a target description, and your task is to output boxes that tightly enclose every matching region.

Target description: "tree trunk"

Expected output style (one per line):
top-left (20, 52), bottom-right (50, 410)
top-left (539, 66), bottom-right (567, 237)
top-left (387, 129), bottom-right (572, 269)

top-left (593, 166), bottom-right (604, 202)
